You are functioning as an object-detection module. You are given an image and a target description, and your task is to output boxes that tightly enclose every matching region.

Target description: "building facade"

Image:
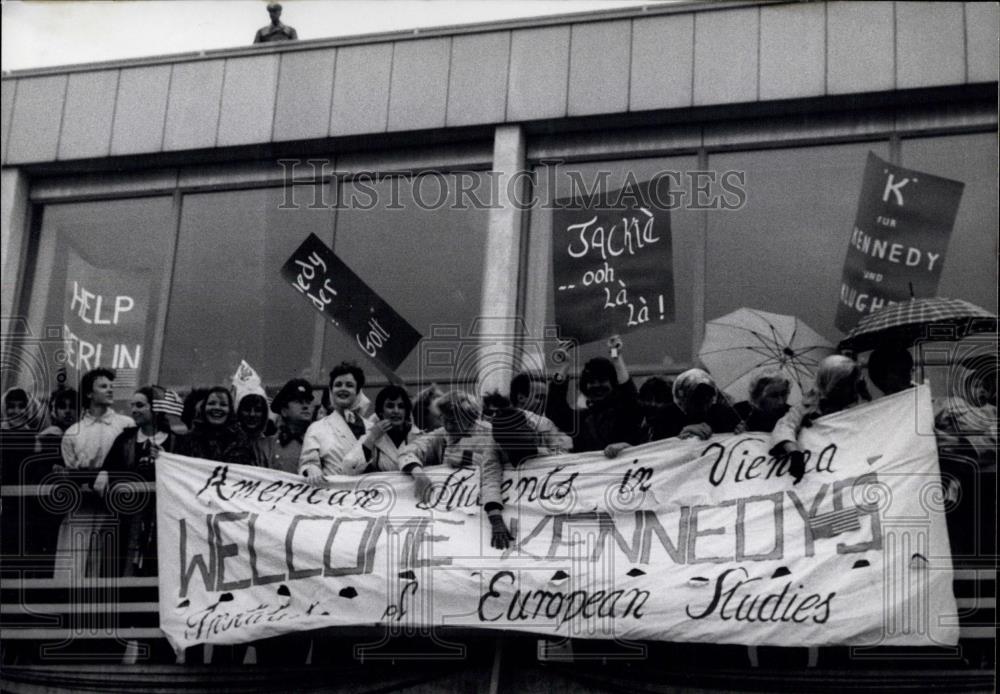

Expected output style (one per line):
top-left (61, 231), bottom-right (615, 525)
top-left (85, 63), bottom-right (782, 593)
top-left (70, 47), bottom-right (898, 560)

top-left (1, 1), bottom-right (996, 690)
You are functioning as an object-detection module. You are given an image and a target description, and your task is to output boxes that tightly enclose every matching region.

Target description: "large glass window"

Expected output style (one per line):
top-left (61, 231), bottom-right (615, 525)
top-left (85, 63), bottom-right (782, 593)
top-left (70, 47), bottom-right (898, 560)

top-left (705, 142), bottom-right (891, 346)
top-left (899, 133), bottom-right (998, 314)
top-left (17, 197), bottom-right (175, 399)
top-left (323, 171), bottom-right (491, 384)
top-left (159, 173), bottom-right (491, 391)
top-left (900, 133), bottom-right (998, 400)
top-left (160, 187), bottom-right (333, 389)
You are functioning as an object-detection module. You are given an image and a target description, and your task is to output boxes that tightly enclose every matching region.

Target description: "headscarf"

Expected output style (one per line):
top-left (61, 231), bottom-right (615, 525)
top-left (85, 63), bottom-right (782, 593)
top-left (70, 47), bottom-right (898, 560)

top-left (672, 369), bottom-right (718, 415)
top-left (231, 360), bottom-right (267, 411)
top-left (1, 387), bottom-right (43, 431)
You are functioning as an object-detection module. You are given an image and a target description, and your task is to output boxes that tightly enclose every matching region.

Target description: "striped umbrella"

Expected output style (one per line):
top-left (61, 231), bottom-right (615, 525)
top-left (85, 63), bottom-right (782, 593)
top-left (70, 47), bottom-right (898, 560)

top-left (699, 308), bottom-right (835, 406)
top-left (838, 298), bottom-right (996, 353)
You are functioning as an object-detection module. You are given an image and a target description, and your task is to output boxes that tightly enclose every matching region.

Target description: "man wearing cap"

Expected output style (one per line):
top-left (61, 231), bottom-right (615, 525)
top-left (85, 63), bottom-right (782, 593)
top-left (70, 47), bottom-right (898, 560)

top-left (253, 3), bottom-right (298, 44)
top-left (258, 379), bottom-right (315, 474)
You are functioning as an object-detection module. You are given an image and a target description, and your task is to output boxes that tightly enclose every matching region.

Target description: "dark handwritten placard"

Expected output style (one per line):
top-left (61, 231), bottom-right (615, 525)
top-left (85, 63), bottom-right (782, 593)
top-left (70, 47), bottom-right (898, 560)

top-left (552, 178), bottom-right (675, 345)
top-left (281, 234), bottom-right (422, 375)
top-left (835, 152), bottom-right (964, 332)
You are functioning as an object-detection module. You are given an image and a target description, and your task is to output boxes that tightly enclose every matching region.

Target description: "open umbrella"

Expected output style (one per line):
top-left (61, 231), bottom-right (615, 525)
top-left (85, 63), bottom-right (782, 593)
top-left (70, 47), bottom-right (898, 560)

top-left (838, 298), bottom-right (996, 353)
top-left (699, 308), bottom-right (835, 406)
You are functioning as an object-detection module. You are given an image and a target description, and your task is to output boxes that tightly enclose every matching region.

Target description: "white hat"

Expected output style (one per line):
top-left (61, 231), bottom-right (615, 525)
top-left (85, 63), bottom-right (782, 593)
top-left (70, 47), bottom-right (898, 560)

top-left (231, 360), bottom-right (267, 409)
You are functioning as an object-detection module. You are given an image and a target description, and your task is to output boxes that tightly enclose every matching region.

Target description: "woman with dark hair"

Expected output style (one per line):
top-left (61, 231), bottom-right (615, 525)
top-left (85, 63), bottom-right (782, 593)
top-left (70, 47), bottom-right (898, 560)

top-left (180, 388), bottom-right (210, 431)
top-left (55, 367), bottom-right (134, 577)
top-left (98, 386), bottom-right (178, 576)
top-left (549, 336), bottom-right (643, 456)
top-left (638, 376), bottom-right (674, 442)
top-left (174, 387), bottom-right (255, 466)
top-left (412, 384), bottom-right (444, 432)
top-left (300, 362), bottom-right (376, 479)
top-left (35, 387), bottom-right (79, 453)
top-left (342, 384), bottom-right (421, 473)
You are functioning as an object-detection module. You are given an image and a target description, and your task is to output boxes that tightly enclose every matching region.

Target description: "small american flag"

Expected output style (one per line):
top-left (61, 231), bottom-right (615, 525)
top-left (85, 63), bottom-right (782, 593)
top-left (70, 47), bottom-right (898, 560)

top-left (810, 506), bottom-right (861, 539)
top-left (152, 389), bottom-right (184, 417)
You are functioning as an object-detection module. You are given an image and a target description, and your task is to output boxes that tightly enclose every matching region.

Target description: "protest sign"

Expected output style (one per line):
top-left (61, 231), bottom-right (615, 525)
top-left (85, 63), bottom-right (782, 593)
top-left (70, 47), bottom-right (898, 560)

top-left (552, 178), bottom-right (674, 345)
top-left (835, 152), bottom-right (964, 333)
top-left (158, 385), bottom-right (956, 652)
top-left (281, 234), bottom-right (422, 376)
top-left (62, 245), bottom-right (150, 389)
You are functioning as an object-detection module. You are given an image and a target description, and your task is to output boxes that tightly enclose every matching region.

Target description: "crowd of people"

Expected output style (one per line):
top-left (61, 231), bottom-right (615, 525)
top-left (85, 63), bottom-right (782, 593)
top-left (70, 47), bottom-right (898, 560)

top-left (0, 335), bottom-right (995, 580)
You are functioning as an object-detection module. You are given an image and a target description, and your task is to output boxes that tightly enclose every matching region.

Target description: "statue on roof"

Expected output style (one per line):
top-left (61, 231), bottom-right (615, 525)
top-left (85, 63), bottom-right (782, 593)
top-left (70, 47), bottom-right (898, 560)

top-left (254, 3), bottom-right (298, 44)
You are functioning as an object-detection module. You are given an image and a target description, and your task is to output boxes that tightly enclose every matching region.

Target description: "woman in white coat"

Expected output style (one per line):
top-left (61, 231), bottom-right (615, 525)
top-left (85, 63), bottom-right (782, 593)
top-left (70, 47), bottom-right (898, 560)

top-left (342, 385), bottom-right (421, 473)
top-left (300, 362), bottom-right (375, 479)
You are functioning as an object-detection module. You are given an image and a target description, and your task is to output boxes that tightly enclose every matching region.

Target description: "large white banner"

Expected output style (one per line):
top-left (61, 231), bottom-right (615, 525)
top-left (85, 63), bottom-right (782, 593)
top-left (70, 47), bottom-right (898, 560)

top-left (157, 385), bottom-right (958, 652)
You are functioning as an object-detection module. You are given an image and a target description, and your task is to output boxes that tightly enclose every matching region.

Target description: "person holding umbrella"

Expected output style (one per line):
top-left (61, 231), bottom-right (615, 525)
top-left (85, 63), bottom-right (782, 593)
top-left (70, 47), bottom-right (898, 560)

top-left (867, 346), bottom-right (915, 397)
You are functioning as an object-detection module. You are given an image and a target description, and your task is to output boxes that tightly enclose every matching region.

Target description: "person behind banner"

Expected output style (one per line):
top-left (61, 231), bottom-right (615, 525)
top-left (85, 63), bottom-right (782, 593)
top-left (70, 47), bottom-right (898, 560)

top-left (867, 345), bottom-right (915, 397)
top-left (339, 384), bottom-right (422, 474)
top-left (400, 391), bottom-right (513, 549)
top-left (733, 371), bottom-right (791, 433)
top-left (98, 386), bottom-right (178, 576)
top-left (180, 388), bottom-right (210, 433)
top-left (255, 378), bottom-right (315, 474)
top-left (2, 387), bottom-right (41, 432)
top-left (236, 391), bottom-right (273, 465)
top-left (232, 361), bottom-right (276, 463)
top-left (550, 335), bottom-right (643, 457)
top-left (21, 387), bottom-right (80, 575)
top-left (174, 387), bottom-right (256, 466)
top-left (300, 362), bottom-right (376, 479)
top-left (54, 368), bottom-right (135, 577)
top-left (770, 355), bottom-right (871, 484)
top-left (482, 391), bottom-right (572, 466)
top-left (510, 371), bottom-right (549, 416)
top-left (638, 376), bottom-right (675, 442)
top-left (630, 368), bottom-right (740, 448)
top-left (412, 383), bottom-right (444, 432)
top-left (35, 387), bottom-right (79, 453)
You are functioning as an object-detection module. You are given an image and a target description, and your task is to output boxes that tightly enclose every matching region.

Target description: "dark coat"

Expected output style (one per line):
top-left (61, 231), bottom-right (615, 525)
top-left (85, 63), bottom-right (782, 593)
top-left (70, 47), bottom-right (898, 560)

top-left (659, 402), bottom-right (741, 439)
top-left (547, 378), bottom-right (643, 453)
top-left (175, 423), bottom-right (256, 466)
top-left (103, 427), bottom-right (178, 576)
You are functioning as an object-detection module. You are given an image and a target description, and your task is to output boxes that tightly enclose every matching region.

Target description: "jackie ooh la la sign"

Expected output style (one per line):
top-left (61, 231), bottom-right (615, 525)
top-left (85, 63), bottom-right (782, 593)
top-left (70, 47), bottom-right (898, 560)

top-left (835, 152), bottom-right (964, 332)
top-left (158, 385), bottom-right (957, 652)
top-left (281, 233), bottom-right (422, 375)
top-left (552, 178), bottom-right (675, 344)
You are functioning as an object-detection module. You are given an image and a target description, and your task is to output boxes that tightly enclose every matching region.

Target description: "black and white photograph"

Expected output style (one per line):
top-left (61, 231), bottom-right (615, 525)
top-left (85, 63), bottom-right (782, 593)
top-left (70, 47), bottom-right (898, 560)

top-left (1, 1), bottom-right (997, 692)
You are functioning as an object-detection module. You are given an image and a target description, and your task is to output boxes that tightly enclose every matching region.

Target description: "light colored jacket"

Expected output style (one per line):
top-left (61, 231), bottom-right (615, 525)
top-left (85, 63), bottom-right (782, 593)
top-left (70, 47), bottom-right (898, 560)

top-left (342, 424), bottom-right (423, 473)
top-left (299, 409), bottom-right (375, 477)
top-left (522, 410), bottom-right (573, 454)
top-left (399, 421), bottom-right (504, 509)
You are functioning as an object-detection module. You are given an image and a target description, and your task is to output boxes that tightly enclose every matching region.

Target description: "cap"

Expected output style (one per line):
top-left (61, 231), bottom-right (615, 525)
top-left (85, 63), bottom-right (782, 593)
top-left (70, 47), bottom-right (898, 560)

top-left (272, 378), bottom-right (314, 414)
